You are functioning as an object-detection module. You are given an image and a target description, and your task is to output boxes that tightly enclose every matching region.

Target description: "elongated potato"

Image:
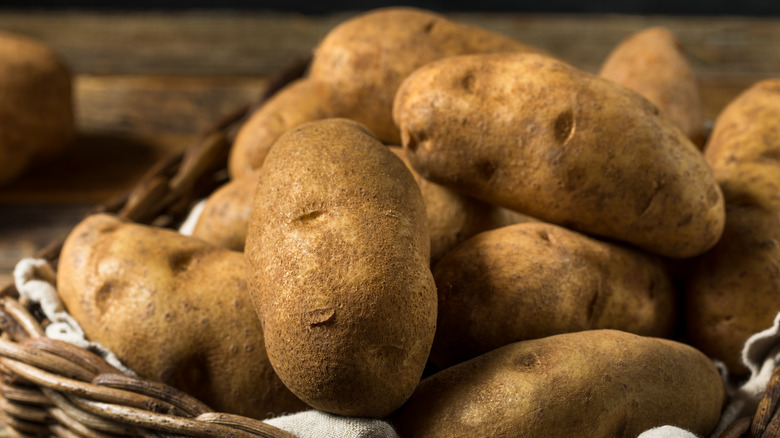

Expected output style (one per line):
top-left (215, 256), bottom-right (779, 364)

top-left (245, 119), bottom-right (437, 418)
top-left (57, 214), bottom-right (306, 418)
top-left (394, 53), bottom-right (724, 258)
top-left (0, 32), bottom-right (74, 186)
top-left (599, 27), bottom-right (704, 146)
top-left (391, 330), bottom-right (725, 438)
top-left (192, 169), bottom-right (260, 251)
top-left (228, 78), bottom-right (333, 179)
top-left (704, 79), bottom-right (780, 170)
top-left (309, 7), bottom-right (542, 144)
top-left (390, 146), bottom-right (533, 264)
top-left (432, 222), bottom-right (676, 368)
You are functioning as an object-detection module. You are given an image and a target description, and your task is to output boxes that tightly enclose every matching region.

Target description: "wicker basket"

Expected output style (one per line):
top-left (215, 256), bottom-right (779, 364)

top-left (0, 55), bottom-right (775, 438)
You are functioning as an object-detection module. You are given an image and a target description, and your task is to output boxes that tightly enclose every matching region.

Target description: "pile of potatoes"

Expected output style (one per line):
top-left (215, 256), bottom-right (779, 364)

top-left (55, 6), bottom-right (780, 437)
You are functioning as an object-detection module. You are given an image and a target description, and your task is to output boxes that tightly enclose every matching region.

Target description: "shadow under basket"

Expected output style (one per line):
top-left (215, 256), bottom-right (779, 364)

top-left (0, 55), bottom-right (776, 438)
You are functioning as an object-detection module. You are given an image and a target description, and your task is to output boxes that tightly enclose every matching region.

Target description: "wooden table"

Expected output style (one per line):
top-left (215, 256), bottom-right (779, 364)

top-left (0, 11), bottom-right (779, 288)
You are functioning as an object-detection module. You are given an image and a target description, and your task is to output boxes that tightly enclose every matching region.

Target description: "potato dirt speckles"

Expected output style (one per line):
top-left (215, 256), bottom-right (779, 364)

top-left (391, 330), bottom-right (725, 438)
top-left (431, 222), bottom-right (676, 368)
top-left (245, 118), bottom-right (437, 418)
top-left (309, 7), bottom-right (543, 144)
top-left (393, 52), bottom-right (725, 258)
top-left (57, 214), bottom-right (306, 419)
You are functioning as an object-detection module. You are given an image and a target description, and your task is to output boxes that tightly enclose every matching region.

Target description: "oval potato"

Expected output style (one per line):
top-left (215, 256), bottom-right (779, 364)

top-left (390, 146), bottom-right (533, 264)
top-left (391, 330), bottom-right (725, 438)
top-left (599, 27), bottom-right (704, 146)
top-left (432, 222), bottom-right (676, 368)
top-left (309, 7), bottom-right (542, 144)
top-left (192, 169), bottom-right (260, 251)
top-left (394, 52), bottom-right (724, 258)
top-left (57, 214), bottom-right (306, 418)
top-left (704, 79), bottom-right (780, 171)
top-left (228, 78), bottom-right (333, 179)
top-left (0, 32), bottom-right (74, 186)
top-left (245, 118), bottom-right (437, 417)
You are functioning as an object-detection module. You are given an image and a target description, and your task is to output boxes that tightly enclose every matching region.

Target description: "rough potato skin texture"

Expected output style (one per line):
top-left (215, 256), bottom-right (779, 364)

top-left (57, 214), bottom-right (307, 419)
top-left (685, 81), bottom-right (780, 374)
top-left (192, 169), bottom-right (260, 251)
top-left (228, 78), bottom-right (333, 179)
top-left (704, 79), bottom-right (780, 171)
top-left (389, 146), bottom-right (532, 265)
top-left (599, 27), bottom-right (705, 147)
top-left (394, 53), bottom-right (725, 258)
top-left (0, 32), bottom-right (74, 186)
top-left (391, 330), bottom-right (725, 438)
top-left (686, 197), bottom-right (780, 375)
top-left (245, 119), bottom-right (437, 417)
top-left (309, 7), bottom-right (542, 144)
top-left (431, 222), bottom-right (676, 368)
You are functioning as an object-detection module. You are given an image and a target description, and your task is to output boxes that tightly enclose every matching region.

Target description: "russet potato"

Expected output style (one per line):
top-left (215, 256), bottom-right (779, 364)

top-left (600, 27), bottom-right (705, 146)
top-left (0, 32), bottom-right (74, 186)
top-left (245, 118), bottom-right (436, 418)
top-left (431, 222), bottom-right (676, 368)
top-left (57, 214), bottom-right (306, 419)
top-left (391, 330), bottom-right (725, 438)
top-left (309, 7), bottom-right (543, 144)
top-left (394, 52), bottom-right (724, 258)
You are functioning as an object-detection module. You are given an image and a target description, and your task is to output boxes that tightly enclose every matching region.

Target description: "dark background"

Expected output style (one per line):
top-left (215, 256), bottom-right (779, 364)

top-left (0, 0), bottom-right (779, 15)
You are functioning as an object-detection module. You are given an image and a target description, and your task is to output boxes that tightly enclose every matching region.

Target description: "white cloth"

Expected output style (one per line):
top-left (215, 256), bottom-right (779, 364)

top-left (638, 425), bottom-right (698, 438)
top-left (710, 311), bottom-right (780, 437)
top-left (178, 199), bottom-right (206, 236)
top-left (13, 258), bottom-right (136, 376)
top-left (265, 410), bottom-right (398, 438)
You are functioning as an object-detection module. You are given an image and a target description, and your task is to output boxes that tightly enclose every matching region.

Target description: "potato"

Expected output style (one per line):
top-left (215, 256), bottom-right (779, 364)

top-left (686, 198), bottom-right (780, 375)
top-left (391, 330), bottom-right (725, 438)
top-left (57, 214), bottom-right (306, 418)
top-left (245, 119), bottom-right (436, 417)
top-left (599, 27), bottom-right (705, 146)
top-left (390, 146), bottom-right (534, 264)
top-left (309, 7), bottom-right (543, 144)
top-left (685, 165), bottom-right (780, 376)
top-left (685, 80), bottom-right (780, 375)
top-left (394, 52), bottom-right (724, 258)
top-left (431, 222), bottom-right (676, 368)
top-left (0, 32), bottom-right (74, 186)
top-left (704, 79), bottom-right (780, 170)
top-left (192, 169), bottom-right (259, 251)
top-left (228, 78), bottom-right (333, 179)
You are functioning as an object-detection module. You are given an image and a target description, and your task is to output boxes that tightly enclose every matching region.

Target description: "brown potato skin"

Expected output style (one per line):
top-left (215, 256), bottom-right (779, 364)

top-left (57, 214), bottom-right (306, 418)
top-left (192, 169), bottom-right (260, 251)
top-left (704, 79), bottom-right (780, 170)
top-left (389, 146), bottom-right (533, 264)
top-left (309, 7), bottom-right (542, 144)
top-left (228, 78), bottom-right (333, 179)
top-left (391, 330), bottom-right (725, 438)
top-left (245, 119), bottom-right (436, 418)
top-left (685, 81), bottom-right (780, 375)
top-left (599, 27), bottom-right (705, 147)
top-left (0, 32), bottom-right (74, 186)
top-left (686, 197), bottom-right (780, 375)
top-left (431, 222), bottom-right (676, 368)
top-left (685, 83), bottom-right (780, 373)
top-left (394, 53), bottom-right (724, 258)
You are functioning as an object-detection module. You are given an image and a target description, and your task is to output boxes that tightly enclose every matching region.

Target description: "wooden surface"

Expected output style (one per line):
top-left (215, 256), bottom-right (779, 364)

top-left (1, 11), bottom-right (779, 287)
